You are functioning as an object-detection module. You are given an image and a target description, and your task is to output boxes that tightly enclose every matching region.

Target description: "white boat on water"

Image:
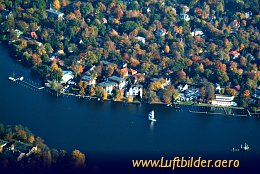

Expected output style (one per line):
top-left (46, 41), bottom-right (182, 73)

top-left (8, 77), bottom-right (16, 81)
top-left (241, 143), bottom-right (249, 151)
top-left (148, 110), bottom-right (156, 122)
top-left (19, 76), bottom-right (24, 81)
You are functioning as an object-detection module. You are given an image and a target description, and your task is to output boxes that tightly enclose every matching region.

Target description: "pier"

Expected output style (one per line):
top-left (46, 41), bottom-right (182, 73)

top-left (8, 75), bottom-right (45, 90)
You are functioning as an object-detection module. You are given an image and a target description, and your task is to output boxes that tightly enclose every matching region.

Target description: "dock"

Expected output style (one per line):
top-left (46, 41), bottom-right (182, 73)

top-left (8, 75), bottom-right (45, 90)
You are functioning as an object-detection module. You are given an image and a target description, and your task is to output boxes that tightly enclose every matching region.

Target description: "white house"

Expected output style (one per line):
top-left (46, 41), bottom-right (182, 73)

top-left (178, 84), bottom-right (189, 92)
top-left (180, 13), bottom-right (190, 21)
top-left (61, 71), bottom-right (74, 84)
top-left (99, 81), bottom-right (117, 95)
top-left (211, 94), bottom-right (237, 106)
top-left (108, 76), bottom-right (127, 89)
top-left (126, 85), bottom-right (143, 99)
top-left (46, 7), bottom-right (64, 20)
top-left (191, 28), bottom-right (204, 36)
top-left (135, 36), bottom-right (146, 44)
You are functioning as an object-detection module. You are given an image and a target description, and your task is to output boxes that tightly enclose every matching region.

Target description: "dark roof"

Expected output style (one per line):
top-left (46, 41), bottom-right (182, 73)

top-left (13, 141), bottom-right (34, 154)
top-left (81, 75), bottom-right (94, 81)
top-left (99, 81), bottom-right (117, 87)
top-left (108, 76), bottom-right (125, 83)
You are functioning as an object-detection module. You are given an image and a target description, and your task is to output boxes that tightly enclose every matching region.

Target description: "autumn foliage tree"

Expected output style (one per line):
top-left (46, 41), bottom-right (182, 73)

top-left (52, 0), bottom-right (61, 10)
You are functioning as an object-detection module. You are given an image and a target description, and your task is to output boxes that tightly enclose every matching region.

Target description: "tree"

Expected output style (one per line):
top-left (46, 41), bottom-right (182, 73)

top-left (52, 0), bottom-right (61, 10)
top-left (80, 2), bottom-right (94, 17)
top-left (72, 63), bottom-right (83, 76)
top-left (127, 95), bottom-right (133, 102)
top-left (71, 149), bottom-right (85, 169)
top-left (84, 51), bottom-right (98, 67)
top-left (28, 135), bottom-right (35, 144)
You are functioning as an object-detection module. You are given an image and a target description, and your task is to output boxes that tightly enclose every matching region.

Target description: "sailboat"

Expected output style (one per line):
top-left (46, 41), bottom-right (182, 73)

top-left (240, 143), bottom-right (249, 151)
top-left (148, 110), bottom-right (156, 122)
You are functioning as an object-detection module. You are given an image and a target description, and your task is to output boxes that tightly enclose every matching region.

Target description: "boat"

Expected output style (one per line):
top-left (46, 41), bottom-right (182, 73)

top-left (8, 72), bottom-right (16, 81)
top-left (241, 143), bottom-right (249, 151)
top-left (8, 77), bottom-right (16, 81)
top-left (148, 110), bottom-right (156, 122)
top-left (19, 76), bottom-right (24, 81)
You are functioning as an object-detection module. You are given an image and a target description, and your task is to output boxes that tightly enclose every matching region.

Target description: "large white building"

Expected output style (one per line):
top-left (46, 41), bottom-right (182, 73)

top-left (211, 94), bottom-right (237, 106)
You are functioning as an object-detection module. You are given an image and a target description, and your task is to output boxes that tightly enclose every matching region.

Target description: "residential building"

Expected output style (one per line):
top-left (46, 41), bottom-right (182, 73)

top-left (81, 75), bottom-right (96, 86)
top-left (99, 81), bottom-right (117, 95)
top-left (135, 36), bottom-right (146, 44)
top-left (211, 94), bottom-right (237, 106)
top-left (0, 139), bottom-right (8, 151)
top-left (46, 7), bottom-right (64, 20)
top-left (229, 51), bottom-right (240, 59)
top-left (120, 68), bottom-right (129, 77)
top-left (191, 28), bottom-right (204, 37)
top-left (108, 76), bottom-right (127, 89)
top-left (8, 141), bottom-right (37, 161)
top-left (180, 13), bottom-right (190, 21)
top-left (251, 87), bottom-right (260, 107)
top-left (178, 83), bottom-right (189, 92)
top-left (155, 28), bottom-right (167, 36)
top-left (61, 71), bottom-right (74, 84)
top-left (131, 73), bottom-right (145, 84)
top-left (126, 85), bottom-right (143, 99)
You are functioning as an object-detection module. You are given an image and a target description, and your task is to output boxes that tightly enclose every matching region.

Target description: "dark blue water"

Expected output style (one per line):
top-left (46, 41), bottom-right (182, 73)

top-left (0, 43), bottom-right (260, 173)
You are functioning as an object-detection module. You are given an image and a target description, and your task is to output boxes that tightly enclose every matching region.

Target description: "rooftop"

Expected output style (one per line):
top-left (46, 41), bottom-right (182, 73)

top-left (108, 76), bottom-right (125, 82)
top-left (46, 8), bottom-right (64, 15)
top-left (81, 75), bottom-right (94, 81)
top-left (99, 81), bottom-right (117, 87)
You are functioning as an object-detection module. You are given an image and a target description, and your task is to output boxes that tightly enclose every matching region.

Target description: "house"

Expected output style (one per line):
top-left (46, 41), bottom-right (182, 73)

top-left (245, 11), bottom-right (252, 19)
top-left (61, 71), bottom-right (74, 84)
top-left (155, 28), bottom-right (167, 36)
top-left (14, 29), bottom-right (23, 38)
top-left (128, 69), bottom-right (138, 76)
top-left (46, 7), bottom-right (64, 20)
top-left (183, 5), bottom-right (190, 13)
top-left (99, 81), bottom-right (117, 95)
top-left (108, 76), bottom-right (127, 89)
top-left (120, 68), bottom-right (129, 77)
top-left (126, 85), bottom-right (143, 99)
top-left (251, 87), bottom-right (260, 107)
top-left (215, 83), bottom-right (224, 94)
top-left (135, 36), bottom-right (146, 44)
top-left (191, 28), bottom-right (204, 37)
top-left (81, 75), bottom-right (96, 86)
top-left (8, 141), bottom-right (37, 161)
top-left (229, 51), bottom-right (240, 60)
top-left (30, 32), bottom-right (38, 40)
top-left (131, 73), bottom-right (145, 84)
top-left (230, 20), bottom-right (240, 29)
top-left (211, 94), bottom-right (237, 106)
top-left (0, 139), bottom-right (8, 152)
top-left (178, 83), bottom-right (189, 92)
top-left (102, 18), bottom-right (107, 24)
top-left (101, 60), bottom-right (115, 68)
top-left (180, 13), bottom-right (190, 21)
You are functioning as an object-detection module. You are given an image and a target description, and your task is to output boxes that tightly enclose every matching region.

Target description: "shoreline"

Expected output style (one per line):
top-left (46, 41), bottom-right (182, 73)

top-left (7, 72), bottom-right (260, 118)
top-left (13, 78), bottom-right (258, 117)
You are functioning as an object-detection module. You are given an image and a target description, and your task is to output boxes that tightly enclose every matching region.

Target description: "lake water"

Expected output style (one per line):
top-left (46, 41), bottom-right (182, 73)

top-left (0, 43), bottom-right (260, 173)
